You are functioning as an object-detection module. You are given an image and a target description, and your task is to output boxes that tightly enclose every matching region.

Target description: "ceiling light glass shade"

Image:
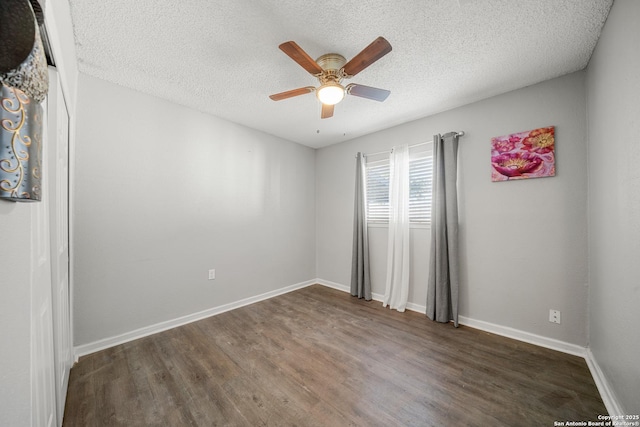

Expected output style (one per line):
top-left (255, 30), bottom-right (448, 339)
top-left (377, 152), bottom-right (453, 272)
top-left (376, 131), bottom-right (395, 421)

top-left (316, 82), bottom-right (345, 105)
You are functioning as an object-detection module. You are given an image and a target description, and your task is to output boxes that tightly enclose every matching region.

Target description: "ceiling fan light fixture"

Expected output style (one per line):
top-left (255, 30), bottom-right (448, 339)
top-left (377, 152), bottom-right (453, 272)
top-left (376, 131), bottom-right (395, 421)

top-left (270, 38), bottom-right (392, 118)
top-left (317, 82), bottom-right (345, 105)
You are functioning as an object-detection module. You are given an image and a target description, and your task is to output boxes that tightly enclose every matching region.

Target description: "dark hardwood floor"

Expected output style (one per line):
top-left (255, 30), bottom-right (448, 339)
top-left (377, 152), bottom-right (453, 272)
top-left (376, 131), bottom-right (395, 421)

top-left (63, 285), bottom-right (606, 426)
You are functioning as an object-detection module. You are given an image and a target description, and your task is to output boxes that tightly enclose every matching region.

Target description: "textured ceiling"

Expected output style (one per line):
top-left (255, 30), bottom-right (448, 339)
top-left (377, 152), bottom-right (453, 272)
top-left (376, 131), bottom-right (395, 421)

top-left (68, 0), bottom-right (612, 149)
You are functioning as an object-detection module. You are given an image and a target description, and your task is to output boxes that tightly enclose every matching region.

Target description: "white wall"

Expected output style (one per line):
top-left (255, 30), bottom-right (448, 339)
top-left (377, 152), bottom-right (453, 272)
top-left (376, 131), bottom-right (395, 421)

top-left (317, 71), bottom-right (590, 346)
top-left (586, 0), bottom-right (640, 415)
top-left (0, 204), bottom-right (33, 426)
top-left (73, 74), bottom-right (316, 346)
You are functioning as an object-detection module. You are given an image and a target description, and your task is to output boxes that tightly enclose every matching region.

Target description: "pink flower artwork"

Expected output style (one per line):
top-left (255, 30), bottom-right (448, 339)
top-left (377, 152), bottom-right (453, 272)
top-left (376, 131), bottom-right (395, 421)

top-left (491, 126), bottom-right (555, 181)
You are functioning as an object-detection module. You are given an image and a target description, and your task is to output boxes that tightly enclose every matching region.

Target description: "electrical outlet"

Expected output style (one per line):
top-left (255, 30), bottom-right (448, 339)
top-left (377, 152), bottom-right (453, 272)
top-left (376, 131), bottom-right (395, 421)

top-left (549, 309), bottom-right (561, 324)
top-left (208, 269), bottom-right (216, 280)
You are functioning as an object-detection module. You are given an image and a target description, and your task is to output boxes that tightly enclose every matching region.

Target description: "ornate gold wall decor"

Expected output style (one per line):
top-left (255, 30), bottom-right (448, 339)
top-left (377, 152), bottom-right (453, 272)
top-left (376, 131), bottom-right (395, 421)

top-left (0, 0), bottom-right (48, 202)
top-left (0, 84), bottom-right (43, 201)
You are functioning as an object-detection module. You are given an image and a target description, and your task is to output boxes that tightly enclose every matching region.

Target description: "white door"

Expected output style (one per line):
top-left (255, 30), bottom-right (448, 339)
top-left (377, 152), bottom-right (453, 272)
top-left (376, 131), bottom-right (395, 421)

top-left (47, 68), bottom-right (72, 426)
top-left (31, 98), bottom-right (57, 427)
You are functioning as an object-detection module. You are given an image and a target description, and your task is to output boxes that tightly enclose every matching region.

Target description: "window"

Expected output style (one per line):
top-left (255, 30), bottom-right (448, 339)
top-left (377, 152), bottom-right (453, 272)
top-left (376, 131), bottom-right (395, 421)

top-left (365, 148), bottom-right (433, 224)
top-left (365, 160), bottom-right (390, 222)
top-left (408, 155), bottom-right (433, 223)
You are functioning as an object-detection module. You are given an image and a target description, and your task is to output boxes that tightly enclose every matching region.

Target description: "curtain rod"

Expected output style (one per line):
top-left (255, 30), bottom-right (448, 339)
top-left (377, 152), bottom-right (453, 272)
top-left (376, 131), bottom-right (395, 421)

top-left (359, 131), bottom-right (465, 158)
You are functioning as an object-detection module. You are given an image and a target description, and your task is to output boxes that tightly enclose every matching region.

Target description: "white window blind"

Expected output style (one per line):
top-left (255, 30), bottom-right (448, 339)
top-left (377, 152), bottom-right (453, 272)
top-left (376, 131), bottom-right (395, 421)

top-left (408, 155), bottom-right (433, 223)
top-left (365, 160), bottom-right (390, 222)
top-left (365, 150), bottom-right (433, 224)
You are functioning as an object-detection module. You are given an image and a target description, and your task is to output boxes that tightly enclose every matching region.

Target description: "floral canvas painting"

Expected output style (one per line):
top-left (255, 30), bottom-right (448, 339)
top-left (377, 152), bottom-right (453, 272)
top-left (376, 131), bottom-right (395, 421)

top-left (491, 126), bottom-right (555, 181)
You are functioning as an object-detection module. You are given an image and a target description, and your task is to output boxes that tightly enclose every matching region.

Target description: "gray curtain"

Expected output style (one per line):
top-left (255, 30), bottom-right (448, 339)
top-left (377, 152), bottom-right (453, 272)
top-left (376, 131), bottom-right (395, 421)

top-left (427, 133), bottom-right (460, 326)
top-left (351, 152), bottom-right (371, 300)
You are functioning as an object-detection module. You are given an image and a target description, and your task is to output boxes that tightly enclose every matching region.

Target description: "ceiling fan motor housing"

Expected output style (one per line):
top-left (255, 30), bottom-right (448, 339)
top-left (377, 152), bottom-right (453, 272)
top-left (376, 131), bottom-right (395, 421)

top-left (316, 53), bottom-right (346, 73)
top-left (316, 53), bottom-right (347, 83)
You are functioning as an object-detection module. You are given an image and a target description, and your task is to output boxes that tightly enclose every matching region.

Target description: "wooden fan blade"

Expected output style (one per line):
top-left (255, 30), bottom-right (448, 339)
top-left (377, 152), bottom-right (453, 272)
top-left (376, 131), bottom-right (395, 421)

top-left (279, 41), bottom-right (324, 75)
top-left (321, 103), bottom-right (334, 119)
top-left (269, 86), bottom-right (315, 101)
top-left (342, 37), bottom-right (392, 77)
top-left (346, 84), bottom-right (390, 102)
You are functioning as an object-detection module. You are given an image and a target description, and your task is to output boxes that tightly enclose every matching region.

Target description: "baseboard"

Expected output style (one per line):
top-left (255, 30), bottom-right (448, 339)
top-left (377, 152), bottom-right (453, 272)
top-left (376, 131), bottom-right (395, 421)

top-left (584, 348), bottom-right (626, 416)
top-left (314, 278), bottom-right (427, 314)
top-left (315, 278), bottom-right (586, 358)
top-left (74, 279), bottom-right (317, 360)
top-left (457, 315), bottom-right (587, 357)
top-left (315, 278), bottom-right (350, 293)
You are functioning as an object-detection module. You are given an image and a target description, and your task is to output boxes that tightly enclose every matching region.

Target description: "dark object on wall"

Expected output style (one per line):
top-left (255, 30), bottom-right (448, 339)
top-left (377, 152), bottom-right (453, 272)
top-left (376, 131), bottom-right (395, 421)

top-left (28, 0), bottom-right (56, 67)
top-left (0, 0), bottom-right (49, 103)
top-left (28, 0), bottom-right (44, 25)
top-left (0, 84), bottom-right (43, 201)
top-left (0, 0), bottom-right (36, 73)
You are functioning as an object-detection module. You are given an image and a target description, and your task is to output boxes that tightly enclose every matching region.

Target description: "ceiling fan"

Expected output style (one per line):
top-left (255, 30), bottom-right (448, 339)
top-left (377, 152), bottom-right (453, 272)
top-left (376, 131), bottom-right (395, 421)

top-left (269, 37), bottom-right (392, 119)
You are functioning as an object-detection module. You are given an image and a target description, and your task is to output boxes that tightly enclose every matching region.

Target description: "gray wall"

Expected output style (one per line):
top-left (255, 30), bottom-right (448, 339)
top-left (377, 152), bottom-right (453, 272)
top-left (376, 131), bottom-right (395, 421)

top-left (586, 0), bottom-right (640, 414)
top-left (73, 74), bottom-right (316, 346)
top-left (317, 71), bottom-right (590, 346)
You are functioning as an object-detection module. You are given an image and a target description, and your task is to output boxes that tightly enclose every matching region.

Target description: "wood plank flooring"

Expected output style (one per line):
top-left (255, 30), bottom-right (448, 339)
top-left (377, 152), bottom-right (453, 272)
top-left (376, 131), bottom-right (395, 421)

top-left (63, 285), bottom-right (606, 426)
